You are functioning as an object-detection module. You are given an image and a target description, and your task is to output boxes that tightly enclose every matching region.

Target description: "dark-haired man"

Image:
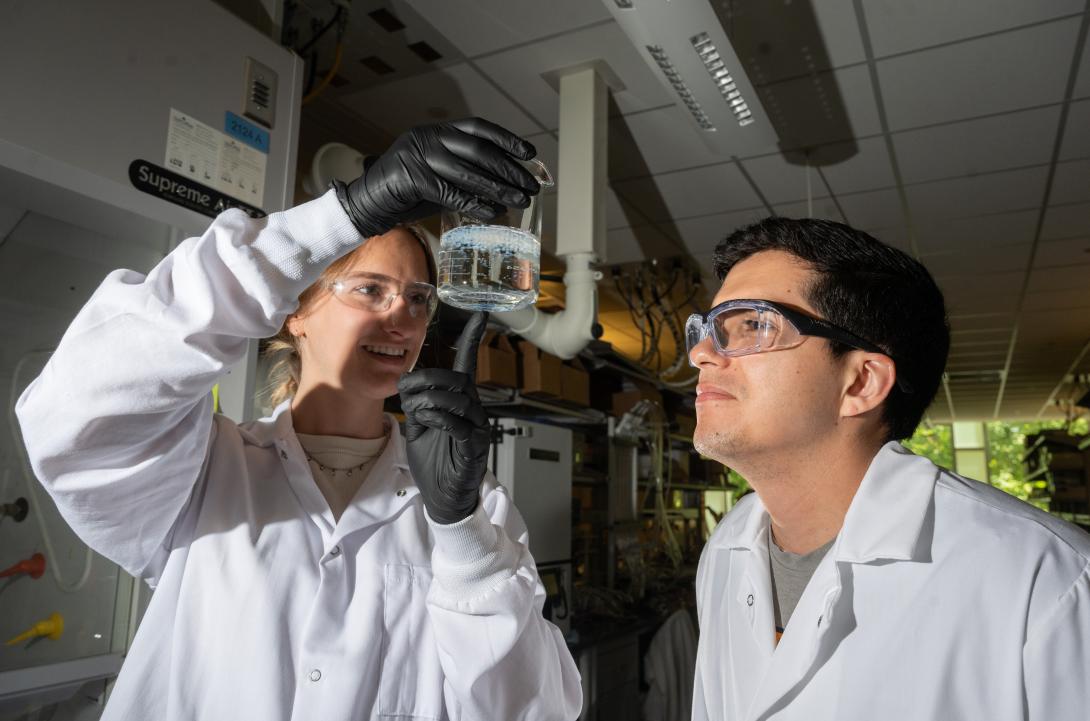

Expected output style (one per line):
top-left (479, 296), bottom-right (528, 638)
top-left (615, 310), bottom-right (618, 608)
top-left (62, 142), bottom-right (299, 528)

top-left (689, 218), bottom-right (1089, 720)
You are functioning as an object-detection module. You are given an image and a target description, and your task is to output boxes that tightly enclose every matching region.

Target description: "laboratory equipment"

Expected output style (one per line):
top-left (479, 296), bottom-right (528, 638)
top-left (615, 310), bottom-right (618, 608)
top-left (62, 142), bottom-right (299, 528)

top-left (1, 553), bottom-right (45, 580)
top-left (0, 0), bottom-right (301, 714)
top-left (491, 418), bottom-right (573, 634)
top-left (1, 497), bottom-right (28, 523)
top-left (6, 615), bottom-right (64, 647)
top-left (437, 160), bottom-right (553, 312)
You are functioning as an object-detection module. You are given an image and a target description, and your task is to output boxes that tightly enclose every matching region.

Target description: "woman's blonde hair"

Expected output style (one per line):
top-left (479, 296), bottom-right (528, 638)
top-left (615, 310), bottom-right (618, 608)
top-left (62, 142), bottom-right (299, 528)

top-left (262, 224), bottom-right (437, 408)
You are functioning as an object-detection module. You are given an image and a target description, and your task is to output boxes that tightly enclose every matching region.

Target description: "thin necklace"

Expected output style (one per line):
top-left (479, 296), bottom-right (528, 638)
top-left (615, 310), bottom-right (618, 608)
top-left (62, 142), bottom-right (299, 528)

top-left (304, 452), bottom-right (372, 477)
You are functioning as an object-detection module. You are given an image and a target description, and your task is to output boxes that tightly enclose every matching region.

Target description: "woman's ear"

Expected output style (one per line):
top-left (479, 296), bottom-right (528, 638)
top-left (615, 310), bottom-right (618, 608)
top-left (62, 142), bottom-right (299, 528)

top-left (841, 354), bottom-right (897, 419)
top-left (286, 314), bottom-right (306, 340)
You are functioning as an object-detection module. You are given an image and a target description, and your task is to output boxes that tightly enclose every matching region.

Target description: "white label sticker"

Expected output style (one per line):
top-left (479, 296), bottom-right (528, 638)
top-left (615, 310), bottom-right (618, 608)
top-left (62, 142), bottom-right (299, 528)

top-left (165, 109), bottom-right (266, 208)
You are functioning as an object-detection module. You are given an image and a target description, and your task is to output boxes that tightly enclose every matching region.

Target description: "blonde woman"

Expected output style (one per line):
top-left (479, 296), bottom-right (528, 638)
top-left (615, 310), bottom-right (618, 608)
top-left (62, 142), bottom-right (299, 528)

top-left (16, 119), bottom-right (582, 720)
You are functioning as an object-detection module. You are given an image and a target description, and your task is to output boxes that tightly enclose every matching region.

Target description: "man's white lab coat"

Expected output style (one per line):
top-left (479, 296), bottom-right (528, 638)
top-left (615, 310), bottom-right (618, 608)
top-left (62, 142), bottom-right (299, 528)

top-left (15, 191), bottom-right (582, 720)
top-left (693, 442), bottom-right (1090, 721)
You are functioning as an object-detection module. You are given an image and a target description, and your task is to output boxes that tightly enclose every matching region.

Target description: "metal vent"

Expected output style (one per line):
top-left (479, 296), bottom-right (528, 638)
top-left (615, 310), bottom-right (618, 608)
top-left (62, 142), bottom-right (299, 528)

top-left (368, 8), bottom-right (405, 32)
top-left (361, 55), bottom-right (395, 75)
top-left (242, 57), bottom-right (277, 129)
top-left (408, 41), bottom-right (441, 63)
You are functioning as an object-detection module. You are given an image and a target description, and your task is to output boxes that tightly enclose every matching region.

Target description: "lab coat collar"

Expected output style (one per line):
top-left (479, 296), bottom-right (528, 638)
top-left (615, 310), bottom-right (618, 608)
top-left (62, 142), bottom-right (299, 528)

top-left (258, 402), bottom-right (417, 542)
top-left (835, 441), bottom-right (937, 564)
top-left (711, 441), bottom-right (936, 565)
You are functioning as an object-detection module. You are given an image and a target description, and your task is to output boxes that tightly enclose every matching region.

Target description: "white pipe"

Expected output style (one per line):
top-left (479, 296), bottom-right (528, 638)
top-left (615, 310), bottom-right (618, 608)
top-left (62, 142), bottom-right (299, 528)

top-left (496, 253), bottom-right (600, 359)
top-left (495, 65), bottom-right (607, 359)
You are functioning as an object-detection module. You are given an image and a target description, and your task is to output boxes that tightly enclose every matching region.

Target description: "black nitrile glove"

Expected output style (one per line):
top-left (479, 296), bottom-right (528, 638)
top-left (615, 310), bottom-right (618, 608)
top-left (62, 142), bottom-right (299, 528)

top-left (338, 117), bottom-right (540, 239)
top-left (398, 312), bottom-right (492, 524)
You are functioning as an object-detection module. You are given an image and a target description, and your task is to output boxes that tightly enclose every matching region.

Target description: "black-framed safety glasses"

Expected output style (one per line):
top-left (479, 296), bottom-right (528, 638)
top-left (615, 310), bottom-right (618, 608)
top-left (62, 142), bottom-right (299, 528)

top-left (685, 298), bottom-right (913, 393)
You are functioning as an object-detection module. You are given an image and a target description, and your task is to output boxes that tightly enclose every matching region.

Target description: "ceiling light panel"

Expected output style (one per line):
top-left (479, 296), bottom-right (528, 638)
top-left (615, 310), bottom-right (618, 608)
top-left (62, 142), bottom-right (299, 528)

top-left (602, 0), bottom-right (778, 156)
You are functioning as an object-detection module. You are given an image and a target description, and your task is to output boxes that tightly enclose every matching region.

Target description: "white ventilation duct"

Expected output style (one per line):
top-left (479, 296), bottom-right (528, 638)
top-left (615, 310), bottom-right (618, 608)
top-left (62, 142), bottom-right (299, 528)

top-left (492, 66), bottom-right (607, 359)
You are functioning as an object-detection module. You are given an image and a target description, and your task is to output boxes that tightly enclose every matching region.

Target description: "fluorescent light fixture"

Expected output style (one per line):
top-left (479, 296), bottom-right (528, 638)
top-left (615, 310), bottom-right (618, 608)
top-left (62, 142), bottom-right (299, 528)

top-left (691, 32), bottom-right (754, 126)
top-left (601, 0), bottom-right (778, 155)
top-left (646, 44), bottom-right (715, 130)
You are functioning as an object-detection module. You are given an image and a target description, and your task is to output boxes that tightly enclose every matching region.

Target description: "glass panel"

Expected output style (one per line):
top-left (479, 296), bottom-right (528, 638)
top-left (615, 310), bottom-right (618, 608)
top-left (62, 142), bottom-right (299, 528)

top-left (954, 449), bottom-right (988, 482)
top-left (0, 169), bottom-right (169, 679)
top-left (952, 421), bottom-right (986, 449)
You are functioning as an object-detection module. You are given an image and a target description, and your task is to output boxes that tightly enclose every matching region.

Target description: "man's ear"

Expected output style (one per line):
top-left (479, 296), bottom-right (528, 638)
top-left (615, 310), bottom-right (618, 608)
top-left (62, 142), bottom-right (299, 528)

top-left (841, 353), bottom-right (897, 419)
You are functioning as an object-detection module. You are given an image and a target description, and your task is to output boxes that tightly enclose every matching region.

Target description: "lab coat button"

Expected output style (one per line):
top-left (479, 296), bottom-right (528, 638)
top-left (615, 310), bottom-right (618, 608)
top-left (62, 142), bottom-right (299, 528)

top-left (396, 489), bottom-right (406, 497)
top-left (309, 669), bottom-right (321, 682)
top-left (329, 546), bottom-right (341, 557)
top-left (747, 594), bottom-right (754, 606)
top-left (280, 449), bottom-right (288, 460)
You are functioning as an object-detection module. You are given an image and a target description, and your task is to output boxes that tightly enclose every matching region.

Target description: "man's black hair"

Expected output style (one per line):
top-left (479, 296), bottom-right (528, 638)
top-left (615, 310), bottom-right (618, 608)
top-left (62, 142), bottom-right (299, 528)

top-left (712, 217), bottom-right (949, 441)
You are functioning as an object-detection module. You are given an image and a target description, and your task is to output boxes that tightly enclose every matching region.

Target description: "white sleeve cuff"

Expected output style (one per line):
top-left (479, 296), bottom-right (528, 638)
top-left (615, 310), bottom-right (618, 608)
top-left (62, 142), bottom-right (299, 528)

top-left (427, 503), bottom-right (521, 599)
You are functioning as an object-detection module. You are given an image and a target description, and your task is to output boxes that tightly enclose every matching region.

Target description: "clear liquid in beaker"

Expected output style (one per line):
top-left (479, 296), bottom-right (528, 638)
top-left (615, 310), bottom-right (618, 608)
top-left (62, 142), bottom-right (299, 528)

top-left (437, 225), bottom-right (540, 312)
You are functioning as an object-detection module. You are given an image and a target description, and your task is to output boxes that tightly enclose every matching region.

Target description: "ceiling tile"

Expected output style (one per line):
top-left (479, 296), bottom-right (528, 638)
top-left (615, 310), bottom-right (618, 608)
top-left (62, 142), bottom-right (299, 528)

top-left (913, 210), bottom-right (1039, 253)
top-left (1059, 99), bottom-right (1090, 160)
top-left (739, 155), bottom-right (823, 205)
top-left (861, 0), bottom-right (1083, 57)
top-left (403, 0), bottom-right (611, 58)
top-left (861, 226), bottom-right (912, 252)
top-left (1022, 286), bottom-right (1090, 311)
top-left (338, 62), bottom-right (541, 136)
top-left (472, 22), bottom-right (676, 128)
top-left (608, 106), bottom-right (743, 180)
top-left (836, 188), bottom-right (903, 229)
top-left (723, 1), bottom-right (865, 86)
top-left (876, 19), bottom-right (1080, 132)
top-left (1050, 158), bottom-right (1090, 205)
top-left (1041, 202), bottom-right (1090, 239)
top-left (818, 136), bottom-right (896, 195)
top-left (904, 166), bottom-right (1048, 222)
top-left (672, 207), bottom-right (769, 257)
top-left (754, 65), bottom-right (882, 150)
top-left (921, 243), bottom-right (1032, 275)
top-left (605, 224), bottom-right (686, 265)
top-left (1026, 263), bottom-right (1090, 293)
top-left (773, 197), bottom-right (846, 223)
top-left (1033, 236), bottom-right (1090, 267)
top-left (893, 106), bottom-right (1061, 184)
top-left (1075, 23), bottom-right (1090, 99)
top-left (937, 271), bottom-right (1023, 314)
top-left (613, 164), bottom-right (764, 223)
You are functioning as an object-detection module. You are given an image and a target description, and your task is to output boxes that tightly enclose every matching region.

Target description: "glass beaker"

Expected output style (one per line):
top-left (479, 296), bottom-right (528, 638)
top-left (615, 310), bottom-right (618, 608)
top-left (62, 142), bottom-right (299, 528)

top-left (437, 159), bottom-right (553, 312)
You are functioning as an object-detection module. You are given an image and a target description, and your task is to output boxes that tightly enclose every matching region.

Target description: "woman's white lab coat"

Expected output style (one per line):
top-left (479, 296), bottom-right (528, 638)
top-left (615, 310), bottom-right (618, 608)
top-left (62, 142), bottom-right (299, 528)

top-left (692, 442), bottom-right (1090, 721)
top-left (15, 191), bottom-right (582, 721)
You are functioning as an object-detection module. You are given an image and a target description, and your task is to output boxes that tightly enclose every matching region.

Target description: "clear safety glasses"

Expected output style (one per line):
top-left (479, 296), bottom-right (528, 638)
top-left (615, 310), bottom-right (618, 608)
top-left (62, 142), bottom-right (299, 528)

top-left (685, 298), bottom-right (913, 392)
top-left (328, 272), bottom-right (438, 321)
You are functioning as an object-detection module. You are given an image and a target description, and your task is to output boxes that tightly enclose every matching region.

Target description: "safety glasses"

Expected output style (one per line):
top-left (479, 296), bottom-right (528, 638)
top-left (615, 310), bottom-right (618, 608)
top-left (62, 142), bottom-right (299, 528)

top-left (328, 272), bottom-right (438, 321)
top-left (685, 298), bottom-right (913, 392)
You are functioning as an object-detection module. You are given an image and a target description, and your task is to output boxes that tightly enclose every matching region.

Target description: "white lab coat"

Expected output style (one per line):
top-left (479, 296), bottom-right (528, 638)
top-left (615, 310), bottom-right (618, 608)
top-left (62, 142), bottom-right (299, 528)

top-left (15, 191), bottom-right (582, 721)
top-left (692, 442), bottom-right (1090, 721)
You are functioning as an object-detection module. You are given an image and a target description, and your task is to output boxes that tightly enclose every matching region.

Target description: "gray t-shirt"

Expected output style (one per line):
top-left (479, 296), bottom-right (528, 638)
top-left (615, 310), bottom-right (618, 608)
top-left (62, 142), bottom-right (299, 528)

top-left (769, 528), bottom-right (835, 637)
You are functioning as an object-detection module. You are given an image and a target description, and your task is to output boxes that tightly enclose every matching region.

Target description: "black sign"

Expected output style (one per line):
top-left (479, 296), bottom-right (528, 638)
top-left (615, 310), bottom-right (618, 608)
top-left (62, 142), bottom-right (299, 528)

top-left (128, 160), bottom-right (265, 219)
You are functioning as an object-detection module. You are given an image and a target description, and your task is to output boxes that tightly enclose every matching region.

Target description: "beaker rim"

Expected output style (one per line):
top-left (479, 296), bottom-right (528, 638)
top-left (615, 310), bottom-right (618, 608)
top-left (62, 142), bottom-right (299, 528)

top-left (525, 158), bottom-right (554, 188)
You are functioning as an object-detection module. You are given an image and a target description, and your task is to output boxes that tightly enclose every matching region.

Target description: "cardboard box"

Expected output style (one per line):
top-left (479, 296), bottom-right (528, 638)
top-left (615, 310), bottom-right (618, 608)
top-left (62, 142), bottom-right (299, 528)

top-left (518, 340), bottom-right (563, 397)
top-left (560, 358), bottom-right (590, 406)
top-left (611, 379), bottom-right (663, 417)
top-left (476, 332), bottom-right (518, 388)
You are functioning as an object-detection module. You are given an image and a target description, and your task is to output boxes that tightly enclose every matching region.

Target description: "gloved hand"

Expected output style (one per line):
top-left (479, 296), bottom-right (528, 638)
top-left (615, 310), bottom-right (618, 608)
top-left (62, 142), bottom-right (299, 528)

top-left (398, 312), bottom-right (492, 524)
top-left (337, 118), bottom-right (540, 239)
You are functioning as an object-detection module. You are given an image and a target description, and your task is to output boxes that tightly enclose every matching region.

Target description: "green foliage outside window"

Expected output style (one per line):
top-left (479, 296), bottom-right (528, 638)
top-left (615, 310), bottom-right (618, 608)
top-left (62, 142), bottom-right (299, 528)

top-left (901, 423), bottom-right (953, 470)
top-left (905, 418), bottom-right (1089, 507)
